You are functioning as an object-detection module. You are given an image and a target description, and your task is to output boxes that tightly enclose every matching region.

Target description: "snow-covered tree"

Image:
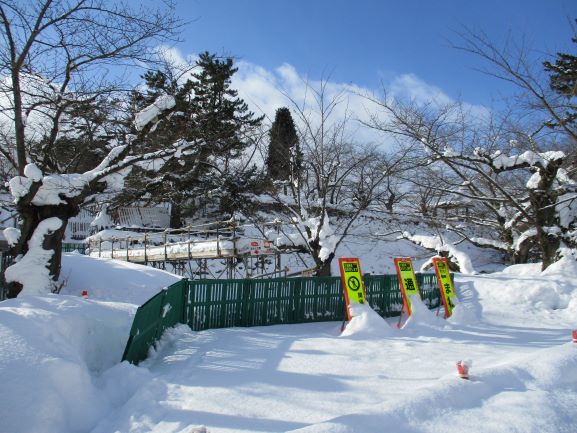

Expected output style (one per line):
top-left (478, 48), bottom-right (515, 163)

top-left (265, 82), bottom-right (410, 275)
top-left (115, 54), bottom-right (264, 227)
top-left (0, 0), bottom-right (183, 297)
top-left (364, 95), bottom-right (576, 270)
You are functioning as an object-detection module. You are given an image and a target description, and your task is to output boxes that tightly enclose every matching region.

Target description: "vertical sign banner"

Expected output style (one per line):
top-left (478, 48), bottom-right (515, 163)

top-left (338, 258), bottom-right (367, 321)
top-left (394, 257), bottom-right (421, 317)
top-left (432, 257), bottom-right (458, 318)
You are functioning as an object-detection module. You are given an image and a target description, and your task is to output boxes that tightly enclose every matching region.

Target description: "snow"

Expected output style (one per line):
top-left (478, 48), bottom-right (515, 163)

top-left (134, 95), bottom-right (176, 131)
top-left (526, 170), bottom-right (542, 189)
top-left (401, 232), bottom-right (477, 274)
top-left (23, 163), bottom-right (43, 181)
top-left (557, 192), bottom-right (577, 229)
top-left (59, 253), bottom-right (181, 304)
top-left (90, 204), bottom-right (114, 230)
top-left (1, 253), bottom-right (577, 433)
top-left (3, 226), bottom-right (20, 246)
top-left (4, 217), bottom-right (63, 294)
top-left (491, 150), bottom-right (565, 170)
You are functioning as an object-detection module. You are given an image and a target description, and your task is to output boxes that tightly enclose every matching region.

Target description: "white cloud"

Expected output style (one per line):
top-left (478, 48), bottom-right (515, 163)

top-left (1, 45), bottom-right (490, 160)
top-left (389, 73), bottom-right (454, 106)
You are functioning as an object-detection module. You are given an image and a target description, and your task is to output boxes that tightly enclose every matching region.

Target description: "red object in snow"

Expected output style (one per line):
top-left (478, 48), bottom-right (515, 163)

top-left (456, 360), bottom-right (470, 379)
top-left (572, 330), bottom-right (577, 343)
top-left (81, 290), bottom-right (88, 298)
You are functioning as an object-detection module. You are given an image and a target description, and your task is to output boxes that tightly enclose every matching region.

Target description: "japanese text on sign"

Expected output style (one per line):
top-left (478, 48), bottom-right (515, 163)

top-left (394, 257), bottom-right (421, 316)
top-left (432, 258), bottom-right (458, 318)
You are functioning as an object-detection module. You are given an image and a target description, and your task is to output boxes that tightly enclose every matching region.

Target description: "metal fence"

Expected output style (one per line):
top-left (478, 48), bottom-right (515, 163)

top-left (121, 281), bottom-right (188, 364)
top-left (122, 273), bottom-right (446, 364)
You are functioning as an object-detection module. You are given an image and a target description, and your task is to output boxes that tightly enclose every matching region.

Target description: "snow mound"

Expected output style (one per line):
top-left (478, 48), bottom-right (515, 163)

top-left (401, 296), bottom-right (448, 334)
top-left (341, 303), bottom-right (394, 338)
top-left (0, 295), bottom-right (144, 433)
top-left (59, 253), bottom-right (181, 304)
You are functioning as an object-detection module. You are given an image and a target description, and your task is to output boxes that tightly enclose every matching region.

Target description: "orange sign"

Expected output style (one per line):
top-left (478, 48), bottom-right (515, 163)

top-left (394, 257), bottom-right (421, 316)
top-left (338, 257), bottom-right (367, 320)
top-left (432, 257), bottom-right (458, 318)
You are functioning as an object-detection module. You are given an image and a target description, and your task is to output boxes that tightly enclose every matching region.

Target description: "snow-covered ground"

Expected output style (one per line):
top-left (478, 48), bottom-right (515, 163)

top-left (1, 253), bottom-right (576, 433)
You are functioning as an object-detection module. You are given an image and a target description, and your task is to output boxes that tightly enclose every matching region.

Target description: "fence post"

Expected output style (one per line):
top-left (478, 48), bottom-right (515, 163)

top-left (293, 276), bottom-right (303, 322)
top-left (216, 225), bottom-right (221, 257)
top-left (181, 278), bottom-right (190, 325)
top-left (164, 231), bottom-right (168, 261)
top-left (242, 278), bottom-right (252, 327)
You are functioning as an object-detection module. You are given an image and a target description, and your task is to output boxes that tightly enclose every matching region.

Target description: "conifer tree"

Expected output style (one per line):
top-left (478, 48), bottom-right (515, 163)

top-left (116, 52), bottom-right (263, 226)
top-left (543, 21), bottom-right (577, 129)
top-left (544, 21), bottom-right (577, 98)
top-left (266, 107), bottom-right (302, 182)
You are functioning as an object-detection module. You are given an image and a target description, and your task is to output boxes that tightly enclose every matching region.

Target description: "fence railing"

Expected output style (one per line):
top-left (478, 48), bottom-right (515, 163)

top-left (122, 273), bottom-right (446, 364)
top-left (62, 242), bottom-right (87, 253)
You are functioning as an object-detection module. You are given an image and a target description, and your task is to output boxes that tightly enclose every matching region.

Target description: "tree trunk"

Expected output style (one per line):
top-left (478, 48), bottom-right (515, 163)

top-left (170, 201), bottom-right (183, 229)
top-left (529, 163), bottom-right (562, 270)
top-left (6, 200), bottom-right (80, 298)
top-left (511, 236), bottom-right (533, 265)
top-left (314, 252), bottom-right (334, 277)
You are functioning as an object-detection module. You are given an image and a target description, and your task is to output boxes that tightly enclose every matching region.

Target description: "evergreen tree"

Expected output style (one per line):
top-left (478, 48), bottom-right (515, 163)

top-left (116, 52), bottom-right (263, 226)
top-left (266, 107), bottom-right (301, 182)
top-left (544, 21), bottom-right (577, 98)
top-left (543, 21), bottom-right (577, 128)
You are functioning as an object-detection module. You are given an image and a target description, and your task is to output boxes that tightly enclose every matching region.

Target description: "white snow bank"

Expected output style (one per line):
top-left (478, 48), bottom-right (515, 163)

top-left (59, 253), bottom-right (181, 304)
top-left (2, 257), bottom-right (577, 433)
top-left (401, 296), bottom-right (448, 333)
top-left (341, 303), bottom-right (394, 338)
top-left (0, 295), bottom-right (146, 433)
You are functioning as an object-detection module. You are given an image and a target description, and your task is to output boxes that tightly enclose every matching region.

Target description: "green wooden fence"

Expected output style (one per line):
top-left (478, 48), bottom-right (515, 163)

top-left (122, 273), bottom-right (446, 364)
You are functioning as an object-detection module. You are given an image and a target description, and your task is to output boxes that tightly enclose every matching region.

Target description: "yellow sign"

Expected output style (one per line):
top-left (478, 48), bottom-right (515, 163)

top-left (432, 257), bottom-right (458, 318)
top-left (338, 257), bottom-right (367, 320)
top-left (394, 257), bottom-right (421, 316)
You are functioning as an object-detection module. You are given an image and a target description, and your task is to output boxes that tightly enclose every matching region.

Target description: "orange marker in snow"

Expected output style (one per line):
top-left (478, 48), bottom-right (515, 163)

top-left (81, 290), bottom-right (88, 298)
top-left (572, 330), bottom-right (577, 343)
top-left (456, 360), bottom-right (470, 379)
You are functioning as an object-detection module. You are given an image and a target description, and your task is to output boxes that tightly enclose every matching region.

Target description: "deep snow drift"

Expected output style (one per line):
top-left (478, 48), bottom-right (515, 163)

top-left (0, 253), bottom-right (576, 433)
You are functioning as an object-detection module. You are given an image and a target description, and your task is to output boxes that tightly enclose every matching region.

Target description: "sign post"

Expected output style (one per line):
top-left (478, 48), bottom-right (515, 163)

top-left (432, 257), bottom-right (458, 318)
top-left (338, 257), bottom-right (367, 321)
top-left (394, 257), bottom-right (421, 323)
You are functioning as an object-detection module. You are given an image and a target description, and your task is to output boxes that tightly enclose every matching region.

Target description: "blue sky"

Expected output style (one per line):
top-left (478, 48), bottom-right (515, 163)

top-left (162, 0), bottom-right (575, 107)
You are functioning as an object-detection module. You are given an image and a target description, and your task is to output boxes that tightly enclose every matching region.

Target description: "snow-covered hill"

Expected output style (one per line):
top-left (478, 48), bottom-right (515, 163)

top-left (0, 254), bottom-right (576, 433)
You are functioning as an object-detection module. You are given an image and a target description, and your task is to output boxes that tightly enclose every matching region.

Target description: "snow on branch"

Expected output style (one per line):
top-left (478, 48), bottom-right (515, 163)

top-left (474, 149), bottom-right (566, 172)
top-left (134, 95), bottom-right (176, 131)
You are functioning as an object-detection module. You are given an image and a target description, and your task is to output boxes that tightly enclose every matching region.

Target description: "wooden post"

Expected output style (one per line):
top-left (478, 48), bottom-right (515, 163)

top-left (164, 231), bottom-right (168, 261)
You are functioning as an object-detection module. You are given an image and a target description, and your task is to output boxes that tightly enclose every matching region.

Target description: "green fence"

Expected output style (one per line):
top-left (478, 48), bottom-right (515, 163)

top-left (122, 273), bottom-right (446, 364)
top-left (62, 243), bottom-right (87, 253)
top-left (121, 281), bottom-right (188, 364)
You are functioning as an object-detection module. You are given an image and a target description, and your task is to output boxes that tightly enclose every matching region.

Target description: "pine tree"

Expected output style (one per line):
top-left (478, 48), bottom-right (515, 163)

top-left (543, 21), bottom-right (577, 127)
top-left (266, 107), bottom-right (301, 182)
top-left (116, 53), bottom-right (263, 226)
top-left (544, 22), bottom-right (577, 98)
